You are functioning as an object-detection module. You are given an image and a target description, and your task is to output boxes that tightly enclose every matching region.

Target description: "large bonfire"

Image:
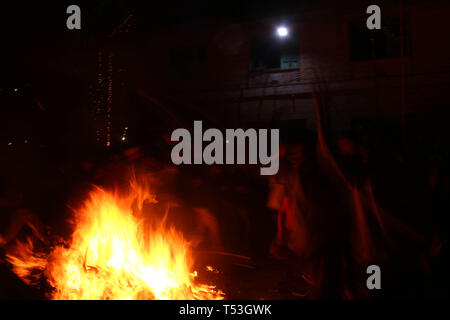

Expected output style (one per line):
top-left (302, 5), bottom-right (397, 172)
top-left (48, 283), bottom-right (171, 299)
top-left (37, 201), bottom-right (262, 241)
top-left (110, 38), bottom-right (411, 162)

top-left (5, 179), bottom-right (224, 300)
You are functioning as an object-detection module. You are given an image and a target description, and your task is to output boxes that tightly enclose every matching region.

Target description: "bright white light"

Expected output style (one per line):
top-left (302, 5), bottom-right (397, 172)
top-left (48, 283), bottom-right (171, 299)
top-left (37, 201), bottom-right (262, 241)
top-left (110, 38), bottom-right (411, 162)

top-left (277, 26), bottom-right (288, 37)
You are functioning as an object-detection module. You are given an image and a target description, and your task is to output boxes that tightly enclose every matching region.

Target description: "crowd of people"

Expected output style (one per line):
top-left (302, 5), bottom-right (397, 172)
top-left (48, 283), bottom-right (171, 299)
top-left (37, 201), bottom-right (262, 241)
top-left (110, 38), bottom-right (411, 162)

top-left (1, 115), bottom-right (449, 298)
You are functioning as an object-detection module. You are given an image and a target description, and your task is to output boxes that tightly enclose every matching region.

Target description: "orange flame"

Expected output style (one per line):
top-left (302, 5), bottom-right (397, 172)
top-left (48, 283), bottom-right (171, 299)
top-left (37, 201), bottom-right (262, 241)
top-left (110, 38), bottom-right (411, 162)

top-left (6, 180), bottom-right (224, 300)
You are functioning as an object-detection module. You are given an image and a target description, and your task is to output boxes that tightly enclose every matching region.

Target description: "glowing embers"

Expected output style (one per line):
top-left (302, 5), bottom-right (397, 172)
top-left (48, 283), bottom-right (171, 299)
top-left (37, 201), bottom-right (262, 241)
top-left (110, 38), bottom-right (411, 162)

top-left (5, 180), bottom-right (224, 300)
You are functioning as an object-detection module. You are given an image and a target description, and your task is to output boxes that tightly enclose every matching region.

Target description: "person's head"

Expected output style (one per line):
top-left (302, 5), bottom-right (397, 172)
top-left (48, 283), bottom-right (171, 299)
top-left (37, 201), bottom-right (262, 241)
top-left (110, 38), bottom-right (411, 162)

top-left (337, 134), bottom-right (357, 156)
top-left (287, 143), bottom-right (305, 167)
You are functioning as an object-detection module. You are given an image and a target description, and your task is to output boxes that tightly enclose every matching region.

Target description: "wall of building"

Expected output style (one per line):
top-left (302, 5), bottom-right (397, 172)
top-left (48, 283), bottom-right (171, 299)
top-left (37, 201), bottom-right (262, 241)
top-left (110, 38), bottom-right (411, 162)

top-left (103, 0), bottom-right (450, 150)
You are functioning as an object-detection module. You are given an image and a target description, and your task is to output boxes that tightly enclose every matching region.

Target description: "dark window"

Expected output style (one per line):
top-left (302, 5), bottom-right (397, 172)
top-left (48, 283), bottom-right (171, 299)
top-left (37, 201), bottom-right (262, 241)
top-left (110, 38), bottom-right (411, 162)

top-left (250, 32), bottom-right (299, 71)
top-left (349, 14), bottom-right (411, 61)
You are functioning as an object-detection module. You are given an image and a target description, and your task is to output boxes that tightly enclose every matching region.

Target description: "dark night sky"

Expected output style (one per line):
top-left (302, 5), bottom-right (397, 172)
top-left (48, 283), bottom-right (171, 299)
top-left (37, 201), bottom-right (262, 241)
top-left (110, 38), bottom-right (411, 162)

top-left (1, 1), bottom-right (306, 36)
top-left (0, 0), bottom-right (307, 78)
top-left (0, 0), bottom-right (308, 107)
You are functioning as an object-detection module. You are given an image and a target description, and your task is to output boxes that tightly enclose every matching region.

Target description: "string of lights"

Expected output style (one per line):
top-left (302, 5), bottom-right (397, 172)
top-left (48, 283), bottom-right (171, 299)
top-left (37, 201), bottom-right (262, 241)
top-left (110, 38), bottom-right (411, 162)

top-left (106, 52), bottom-right (113, 147)
top-left (95, 49), bottom-right (102, 144)
top-left (109, 14), bottom-right (134, 38)
top-left (93, 50), bottom-right (114, 147)
top-left (92, 13), bottom-right (135, 148)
